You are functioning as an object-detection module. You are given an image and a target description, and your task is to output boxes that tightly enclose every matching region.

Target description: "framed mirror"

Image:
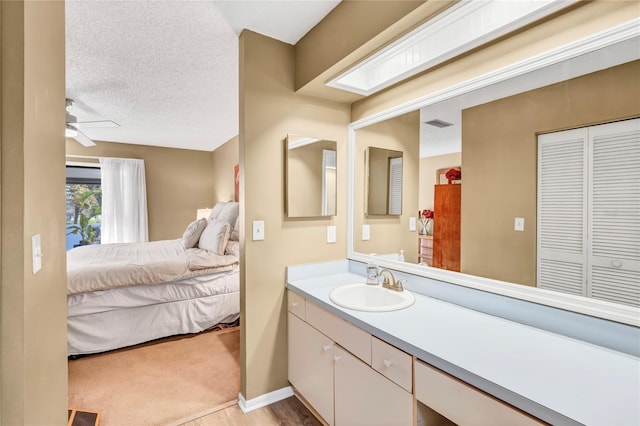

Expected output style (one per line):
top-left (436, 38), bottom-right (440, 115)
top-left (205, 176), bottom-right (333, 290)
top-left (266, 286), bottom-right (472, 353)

top-left (365, 147), bottom-right (403, 216)
top-left (347, 31), bottom-right (640, 325)
top-left (285, 134), bottom-right (337, 218)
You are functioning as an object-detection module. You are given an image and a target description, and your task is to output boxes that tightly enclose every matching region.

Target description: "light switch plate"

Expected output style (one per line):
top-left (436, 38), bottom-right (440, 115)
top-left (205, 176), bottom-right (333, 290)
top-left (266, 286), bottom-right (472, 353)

top-left (409, 217), bottom-right (417, 231)
top-left (514, 217), bottom-right (525, 232)
top-left (362, 224), bottom-right (370, 241)
top-left (252, 220), bottom-right (265, 241)
top-left (32, 234), bottom-right (42, 274)
top-left (327, 225), bottom-right (337, 243)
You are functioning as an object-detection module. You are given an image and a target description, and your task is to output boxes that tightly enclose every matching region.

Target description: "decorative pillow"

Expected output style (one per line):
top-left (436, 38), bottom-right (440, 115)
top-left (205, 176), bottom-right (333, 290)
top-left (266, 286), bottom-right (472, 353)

top-left (230, 216), bottom-right (239, 241)
top-left (208, 201), bottom-right (239, 228)
top-left (198, 219), bottom-right (231, 255)
top-left (181, 218), bottom-right (207, 248)
top-left (225, 240), bottom-right (240, 257)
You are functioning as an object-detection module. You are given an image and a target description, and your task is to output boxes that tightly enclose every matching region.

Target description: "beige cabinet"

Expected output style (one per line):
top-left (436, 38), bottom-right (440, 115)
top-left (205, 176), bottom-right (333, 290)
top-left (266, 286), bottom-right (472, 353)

top-left (288, 291), bottom-right (413, 425)
top-left (414, 360), bottom-right (543, 426)
top-left (288, 312), bottom-right (334, 425)
top-left (334, 345), bottom-right (413, 426)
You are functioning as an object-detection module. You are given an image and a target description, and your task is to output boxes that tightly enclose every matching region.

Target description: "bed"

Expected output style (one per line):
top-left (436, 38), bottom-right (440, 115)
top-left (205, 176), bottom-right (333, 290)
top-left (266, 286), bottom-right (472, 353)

top-left (67, 202), bottom-right (240, 356)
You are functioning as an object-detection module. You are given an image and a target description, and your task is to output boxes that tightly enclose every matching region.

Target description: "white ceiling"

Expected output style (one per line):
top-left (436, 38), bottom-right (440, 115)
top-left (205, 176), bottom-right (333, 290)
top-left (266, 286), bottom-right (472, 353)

top-left (420, 36), bottom-right (640, 158)
top-left (66, 0), bottom-right (340, 151)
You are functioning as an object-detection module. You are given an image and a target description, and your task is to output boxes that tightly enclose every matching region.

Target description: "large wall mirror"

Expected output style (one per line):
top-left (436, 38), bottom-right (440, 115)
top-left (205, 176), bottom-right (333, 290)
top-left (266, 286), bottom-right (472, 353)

top-left (285, 134), bottom-right (337, 218)
top-left (348, 33), bottom-right (640, 325)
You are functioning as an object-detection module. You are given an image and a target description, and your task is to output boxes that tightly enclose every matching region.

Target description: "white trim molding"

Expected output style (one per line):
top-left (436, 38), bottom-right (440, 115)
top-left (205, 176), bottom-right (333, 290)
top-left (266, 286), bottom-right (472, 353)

top-left (237, 386), bottom-right (294, 413)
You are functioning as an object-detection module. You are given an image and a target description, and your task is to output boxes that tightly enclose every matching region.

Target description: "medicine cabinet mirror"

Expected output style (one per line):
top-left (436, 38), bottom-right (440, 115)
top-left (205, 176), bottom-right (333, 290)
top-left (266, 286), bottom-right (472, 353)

top-left (365, 147), bottom-right (403, 216)
top-left (285, 134), bottom-right (337, 218)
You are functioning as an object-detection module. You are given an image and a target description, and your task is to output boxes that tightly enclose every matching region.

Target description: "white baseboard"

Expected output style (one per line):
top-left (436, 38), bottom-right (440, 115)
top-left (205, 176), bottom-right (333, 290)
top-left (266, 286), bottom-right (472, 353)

top-left (237, 386), bottom-right (294, 413)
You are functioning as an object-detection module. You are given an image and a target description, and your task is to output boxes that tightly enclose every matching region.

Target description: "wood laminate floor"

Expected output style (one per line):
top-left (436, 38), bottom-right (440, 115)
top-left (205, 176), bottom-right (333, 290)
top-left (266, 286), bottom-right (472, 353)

top-left (180, 397), bottom-right (323, 426)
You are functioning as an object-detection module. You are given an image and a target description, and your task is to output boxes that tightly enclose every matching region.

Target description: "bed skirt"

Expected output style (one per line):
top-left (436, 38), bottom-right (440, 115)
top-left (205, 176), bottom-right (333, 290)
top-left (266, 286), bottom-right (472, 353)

top-left (68, 290), bottom-right (239, 356)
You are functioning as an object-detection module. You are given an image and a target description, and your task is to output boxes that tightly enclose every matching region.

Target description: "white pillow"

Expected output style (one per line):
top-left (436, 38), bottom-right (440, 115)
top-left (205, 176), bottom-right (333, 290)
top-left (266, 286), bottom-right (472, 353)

top-left (225, 240), bottom-right (240, 257)
top-left (198, 219), bottom-right (231, 255)
top-left (182, 218), bottom-right (207, 248)
top-left (230, 216), bottom-right (239, 241)
top-left (208, 201), bottom-right (239, 228)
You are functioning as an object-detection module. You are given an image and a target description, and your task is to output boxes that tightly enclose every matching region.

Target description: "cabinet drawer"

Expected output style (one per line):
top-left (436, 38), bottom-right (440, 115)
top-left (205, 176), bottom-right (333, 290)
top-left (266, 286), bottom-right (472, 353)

top-left (420, 247), bottom-right (433, 257)
top-left (420, 237), bottom-right (433, 248)
top-left (306, 301), bottom-right (371, 365)
top-left (372, 337), bottom-right (412, 392)
top-left (414, 360), bottom-right (544, 425)
top-left (287, 290), bottom-right (306, 320)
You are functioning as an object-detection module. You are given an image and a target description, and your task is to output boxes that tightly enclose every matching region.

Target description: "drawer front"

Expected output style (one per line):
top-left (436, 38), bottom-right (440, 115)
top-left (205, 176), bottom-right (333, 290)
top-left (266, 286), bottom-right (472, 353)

top-left (414, 360), bottom-right (544, 426)
top-left (306, 301), bottom-right (372, 365)
top-left (420, 237), bottom-right (433, 248)
top-left (287, 290), bottom-right (306, 320)
top-left (420, 247), bottom-right (433, 257)
top-left (372, 337), bottom-right (412, 392)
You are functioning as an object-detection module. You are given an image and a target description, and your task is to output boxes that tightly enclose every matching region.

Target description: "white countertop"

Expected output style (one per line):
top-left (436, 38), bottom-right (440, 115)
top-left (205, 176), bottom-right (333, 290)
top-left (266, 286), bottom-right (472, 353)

top-left (287, 267), bottom-right (640, 426)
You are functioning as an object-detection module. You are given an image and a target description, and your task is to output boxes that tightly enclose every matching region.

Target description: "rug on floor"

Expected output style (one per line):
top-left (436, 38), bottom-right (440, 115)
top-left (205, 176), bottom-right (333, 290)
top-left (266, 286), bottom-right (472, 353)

top-left (68, 327), bottom-right (240, 426)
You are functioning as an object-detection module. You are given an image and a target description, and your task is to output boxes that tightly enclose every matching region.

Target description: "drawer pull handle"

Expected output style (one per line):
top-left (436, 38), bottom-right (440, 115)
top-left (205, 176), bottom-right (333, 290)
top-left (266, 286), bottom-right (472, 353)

top-left (383, 359), bottom-right (393, 368)
top-left (323, 345), bottom-right (331, 352)
top-left (334, 355), bottom-right (342, 362)
top-left (612, 260), bottom-right (623, 268)
top-left (291, 301), bottom-right (299, 307)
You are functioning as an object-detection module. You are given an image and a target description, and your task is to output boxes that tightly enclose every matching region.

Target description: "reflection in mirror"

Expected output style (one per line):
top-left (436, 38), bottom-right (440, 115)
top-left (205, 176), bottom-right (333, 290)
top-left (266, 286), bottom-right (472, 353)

top-left (285, 134), bottom-right (337, 218)
top-left (366, 147), bottom-right (403, 216)
top-left (351, 54), bottom-right (640, 308)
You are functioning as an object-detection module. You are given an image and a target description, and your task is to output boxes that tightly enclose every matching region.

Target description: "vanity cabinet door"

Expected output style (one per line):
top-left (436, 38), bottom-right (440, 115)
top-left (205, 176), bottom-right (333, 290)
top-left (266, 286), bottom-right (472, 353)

top-left (334, 346), bottom-right (413, 426)
top-left (288, 313), bottom-right (335, 425)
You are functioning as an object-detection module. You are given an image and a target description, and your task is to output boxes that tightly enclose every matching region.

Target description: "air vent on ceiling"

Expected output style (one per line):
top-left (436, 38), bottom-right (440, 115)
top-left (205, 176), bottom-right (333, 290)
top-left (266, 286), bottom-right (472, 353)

top-left (425, 119), bottom-right (453, 128)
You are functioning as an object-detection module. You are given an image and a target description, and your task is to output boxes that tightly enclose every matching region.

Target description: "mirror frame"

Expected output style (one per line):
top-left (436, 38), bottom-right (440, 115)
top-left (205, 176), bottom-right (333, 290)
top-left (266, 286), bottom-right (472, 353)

top-left (347, 21), bottom-right (640, 327)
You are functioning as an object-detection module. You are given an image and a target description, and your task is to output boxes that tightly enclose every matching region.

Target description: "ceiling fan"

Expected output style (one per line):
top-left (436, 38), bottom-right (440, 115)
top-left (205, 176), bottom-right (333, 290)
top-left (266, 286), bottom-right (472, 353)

top-left (65, 98), bottom-right (119, 147)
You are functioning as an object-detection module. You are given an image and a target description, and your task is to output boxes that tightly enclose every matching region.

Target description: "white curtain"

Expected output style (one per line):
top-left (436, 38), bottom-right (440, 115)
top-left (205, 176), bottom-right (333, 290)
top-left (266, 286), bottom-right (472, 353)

top-left (100, 158), bottom-right (149, 244)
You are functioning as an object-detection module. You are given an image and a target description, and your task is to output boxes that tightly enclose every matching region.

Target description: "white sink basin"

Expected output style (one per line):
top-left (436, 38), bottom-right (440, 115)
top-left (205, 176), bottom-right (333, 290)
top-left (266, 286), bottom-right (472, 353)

top-left (329, 283), bottom-right (415, 312)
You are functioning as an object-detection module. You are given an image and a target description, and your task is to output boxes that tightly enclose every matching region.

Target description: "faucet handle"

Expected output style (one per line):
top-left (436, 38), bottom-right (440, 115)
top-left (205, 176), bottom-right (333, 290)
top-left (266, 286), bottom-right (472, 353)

top-left (396, 279), bottom-right (406, 291)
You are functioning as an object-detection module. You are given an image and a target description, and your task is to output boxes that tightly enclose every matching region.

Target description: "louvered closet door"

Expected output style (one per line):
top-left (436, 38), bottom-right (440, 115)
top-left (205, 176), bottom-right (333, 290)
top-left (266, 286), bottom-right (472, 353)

top-left (537, 128), bottom-right (588, 296)
top-left (388, 157), bottom-right (403, 215)
top-left (588, 119), bottom-right (640, 307)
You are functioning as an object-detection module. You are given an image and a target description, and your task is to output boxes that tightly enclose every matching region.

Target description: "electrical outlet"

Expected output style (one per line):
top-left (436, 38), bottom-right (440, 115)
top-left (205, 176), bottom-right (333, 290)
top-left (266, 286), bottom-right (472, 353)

top-left (514, 217), bottom-right (525, 232)
top-left (409, 217), bottom-right (417, 231)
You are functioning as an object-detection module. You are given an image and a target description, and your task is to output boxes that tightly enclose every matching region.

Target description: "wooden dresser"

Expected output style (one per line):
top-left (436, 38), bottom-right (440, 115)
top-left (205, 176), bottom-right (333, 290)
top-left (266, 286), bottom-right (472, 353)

top-left (417, 235), bottom-right (433, 266)
top-left (433, 184), bottom-right (461, 272)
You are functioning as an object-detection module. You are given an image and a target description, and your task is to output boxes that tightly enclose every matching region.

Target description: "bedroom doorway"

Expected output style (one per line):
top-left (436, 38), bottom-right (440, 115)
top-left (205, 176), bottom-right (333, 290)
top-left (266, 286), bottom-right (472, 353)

top-left (66, 165), bottom-right (102, 250)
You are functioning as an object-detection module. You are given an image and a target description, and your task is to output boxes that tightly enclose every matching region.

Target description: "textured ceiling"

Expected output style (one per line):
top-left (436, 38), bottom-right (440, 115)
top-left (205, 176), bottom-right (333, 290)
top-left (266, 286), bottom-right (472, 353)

top-left (66, 0), bottom-right (340, 151)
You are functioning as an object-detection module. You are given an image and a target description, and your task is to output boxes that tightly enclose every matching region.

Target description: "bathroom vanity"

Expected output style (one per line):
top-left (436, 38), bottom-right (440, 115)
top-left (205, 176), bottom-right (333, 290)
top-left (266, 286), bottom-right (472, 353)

top-left (287, 260), bottom-right (639, 426)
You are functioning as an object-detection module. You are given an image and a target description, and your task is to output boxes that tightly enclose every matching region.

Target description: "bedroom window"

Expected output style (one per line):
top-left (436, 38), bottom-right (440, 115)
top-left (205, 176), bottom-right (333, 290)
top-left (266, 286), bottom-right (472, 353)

top-left (66, 165), bottom-right (102, 250)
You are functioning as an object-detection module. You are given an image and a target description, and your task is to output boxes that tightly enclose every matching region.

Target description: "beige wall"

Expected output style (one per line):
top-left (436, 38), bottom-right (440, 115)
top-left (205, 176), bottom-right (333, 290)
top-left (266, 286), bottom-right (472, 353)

top-left (212, 135), bottom-right (239, 204)
top-left (239, 30), bottom-right (350, 400)
top-left (66, 140), bottom-right (216, 240)
top-left (419, 152), bottom-right (461, 211)
top-left (462, 60), bottom-right (640, 286)
top-left (354, 111), bottom-right (420, 261)
top-left (1, 1), bottom-right (68, 423)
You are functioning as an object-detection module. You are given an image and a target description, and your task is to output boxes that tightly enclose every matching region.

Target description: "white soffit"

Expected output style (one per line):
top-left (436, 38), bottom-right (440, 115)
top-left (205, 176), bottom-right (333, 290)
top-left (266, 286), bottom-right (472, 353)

top-left (327, 0), bottom-right (578, 96)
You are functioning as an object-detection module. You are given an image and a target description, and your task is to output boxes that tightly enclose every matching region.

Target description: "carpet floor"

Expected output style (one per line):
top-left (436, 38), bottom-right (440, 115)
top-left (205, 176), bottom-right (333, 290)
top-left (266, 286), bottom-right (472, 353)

top-left (68, 327), bottom-right (240, 426)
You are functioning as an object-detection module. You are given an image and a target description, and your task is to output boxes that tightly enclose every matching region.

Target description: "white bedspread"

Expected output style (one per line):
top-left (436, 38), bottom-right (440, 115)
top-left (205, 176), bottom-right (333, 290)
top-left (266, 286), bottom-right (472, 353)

top-left (67, 239), bottom-right (238, 295)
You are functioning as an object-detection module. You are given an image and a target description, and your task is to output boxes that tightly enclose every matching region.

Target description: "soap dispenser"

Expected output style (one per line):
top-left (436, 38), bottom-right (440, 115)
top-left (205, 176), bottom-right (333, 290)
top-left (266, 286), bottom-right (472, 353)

top-left (399, 250), bottom-right (405, 262)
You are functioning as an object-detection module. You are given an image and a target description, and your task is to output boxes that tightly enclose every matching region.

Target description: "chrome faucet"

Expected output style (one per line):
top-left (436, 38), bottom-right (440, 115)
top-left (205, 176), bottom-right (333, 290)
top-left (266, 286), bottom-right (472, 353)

top-left (378, 268), bottom-right (404, 292)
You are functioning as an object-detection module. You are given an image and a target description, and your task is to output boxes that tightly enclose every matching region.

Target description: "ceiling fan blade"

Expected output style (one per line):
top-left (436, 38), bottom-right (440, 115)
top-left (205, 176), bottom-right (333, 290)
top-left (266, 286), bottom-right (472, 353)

top-left (74, 129), bottom-right (96, 147)
top-left (74, 120), bottom-right (119, 129)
